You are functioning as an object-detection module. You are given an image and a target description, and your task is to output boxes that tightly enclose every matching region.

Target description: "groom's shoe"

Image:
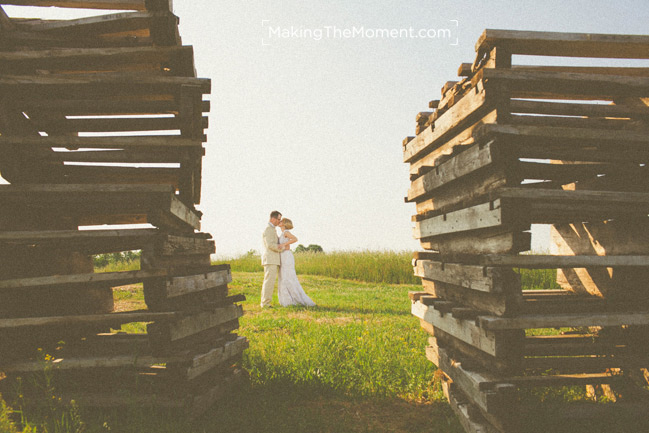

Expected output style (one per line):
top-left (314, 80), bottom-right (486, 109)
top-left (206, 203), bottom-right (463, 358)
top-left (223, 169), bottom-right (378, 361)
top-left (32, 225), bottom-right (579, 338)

top-left (261, 305), bottom-right (274, 309)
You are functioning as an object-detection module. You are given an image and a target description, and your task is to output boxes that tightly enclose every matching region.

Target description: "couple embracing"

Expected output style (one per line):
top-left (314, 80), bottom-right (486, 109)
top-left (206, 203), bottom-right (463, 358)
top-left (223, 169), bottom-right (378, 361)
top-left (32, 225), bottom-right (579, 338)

top-left (260, 210), bottom-right (316, 308)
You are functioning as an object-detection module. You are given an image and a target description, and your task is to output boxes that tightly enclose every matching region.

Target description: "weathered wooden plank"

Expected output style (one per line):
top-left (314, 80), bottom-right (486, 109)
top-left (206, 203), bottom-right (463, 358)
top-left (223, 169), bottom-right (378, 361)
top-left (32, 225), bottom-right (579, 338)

top-left (475, 123), bottom-right (649, 148)
top-left (475, 64), bottom-right (649, 78)
top-left (523, 356), bottom-right (626, 372)
top-left (15, 11), bottom-right (175, 35)
top-left (437, 347), bottom-right (516, 422)
top-left (479, 311), bottom-right (649, 330)
top-left (168, 336), bottom-right (248, 381)
top-left (0, 1), bottom-right (146, 10)
top-left (45, 149), bottom-right (199, 164)
top-left (57, 166), bottom-right (182, 188)
top-left (0, 135), bottom-right (203, 149)
top-left (0, 228), bottom-right (157, 245)
top-left (476, 29), bottom-right (649, 59)
top-left (0, 310), bottom-right (177, 329)
top-left (420, 279), bottom-right (519, 317)
top-left (169, 194), bottom-right (200, 230)
top-left (412, 300), bottom-right (500, 357)
top-left (414, 200), bottom-right (503, 239)
top-left (32, 116), bottom-right (208, 133)
top-left (414, 167), bottom-right (509, 215)
top-left (498, 187), bottom-right (649, 207)
top-left (409, 110), bottom-right (499, 177)
top-left (0, 74), bottom-right (210, 98)
top-left (552, 221), bottom-right (649, 257)
top-left (155, 234), bottom-right (215, 256)
top-left (510, 113), bottom-right (646, 130)
top-left (403, 84), bottom-right (490, 163)
top-left (0, 46), bottom-right (194, 76)
top-left (407, 142), bottom-right (499, 202)
top-left (443, 381), bottom-right (500, 433)
top-left (420, 228), bottom-right (531, 256)
top-left (0, 353), bottom-right (185, 373)
top-left (482, 68), bottom-right (649, 99)
top-left (19, 99), bottom-right (210, 116)
top-left (510, 98), bottom-right (649, 118)
top-left (525, 334), bottom-right (619, 357)
top-left (0, 184), bottom-right (201, 231)
top-left (480, 254), bottom-right (649, 268)
top-left (163, 267), bottom-right (232, 298)
top-left (0, 269), bottom-right (166, 290)
top-left (414, 259), bottom-right (518, 293)
top-left (147, 304), bottom-right (243, 344)
top-left (551, 221), bottom-right (649, 298)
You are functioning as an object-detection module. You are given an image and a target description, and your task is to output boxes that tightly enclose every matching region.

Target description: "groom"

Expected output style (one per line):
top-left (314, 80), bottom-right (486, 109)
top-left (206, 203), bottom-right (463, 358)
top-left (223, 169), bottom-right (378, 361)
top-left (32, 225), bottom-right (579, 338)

top-left (261, 210), bottom-right (282, 308)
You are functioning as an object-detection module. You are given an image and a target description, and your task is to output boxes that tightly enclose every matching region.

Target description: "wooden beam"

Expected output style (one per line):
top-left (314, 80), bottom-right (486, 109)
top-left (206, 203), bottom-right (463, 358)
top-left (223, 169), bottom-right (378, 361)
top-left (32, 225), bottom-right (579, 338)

top-left (408, 142), bottom-right (498, 202)
top-left (412, 300), bottom-right (501, 357)
top-left (0, 184), bottom-right (201, 231)
top-left (510, 99), bottom-right (649, 118)
top-left (0, 310), bottom-right (177, 329)
top-left (420, 228), bottom-right (531, 256)
top-left (0, 269), bottom-right (166, 290)
top-left (0, 1), bottom-right (147, 10)
top-left (147, 304), bottom-right (243, 344)
top-left (0, 74), bottom-right (210, 99)
top-left (16, 11), bottom-right (176, 36)
top-left (163, 267), bottom-right (231, 298)
top-left (0, 135), bottom-right (202, 150)
top-left (479, 311), bottom-right (649, 330)
top-left (403, 84), bottom-right (489, 163)
top-left (0, 228), bottom-right (157, 254)
top-left (0, 46), bottom-right (194, 76)
top-left (551, 221), bottom-right (649, 257)
top-left (482, 68), bottom-right (649, 99)
top-left (437, 347), bottom-right (516, 417)
top-left (414, 200), bottom-right (503, 239)
top-left (480, 254), bottom-right (649, 268)
top-left (19, 99), bottom-right (210, 116)
top-left (409, 110), bottom-right (498, 177)
top-left (414, 259), bottom-right (518, 293)
top-left (168, 336), bottom-right (248, 381)
top-left (421, 279), bottom-right (519, 317)
top-left (476, 29), bottom-right (649, 59)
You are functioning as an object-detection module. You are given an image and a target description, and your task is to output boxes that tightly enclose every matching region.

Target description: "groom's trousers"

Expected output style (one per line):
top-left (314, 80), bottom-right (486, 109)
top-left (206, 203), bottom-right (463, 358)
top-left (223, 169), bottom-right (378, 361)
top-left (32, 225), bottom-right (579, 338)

top-left (261, 264), bottom-right (279, 307)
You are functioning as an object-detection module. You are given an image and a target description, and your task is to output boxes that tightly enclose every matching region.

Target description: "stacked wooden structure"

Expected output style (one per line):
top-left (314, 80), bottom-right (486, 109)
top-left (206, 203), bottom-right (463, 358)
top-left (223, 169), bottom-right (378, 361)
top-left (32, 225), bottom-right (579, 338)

top-left (0, 0), bottom-right (247, 416)
top-left (405, 30), bottom-right (649, 432)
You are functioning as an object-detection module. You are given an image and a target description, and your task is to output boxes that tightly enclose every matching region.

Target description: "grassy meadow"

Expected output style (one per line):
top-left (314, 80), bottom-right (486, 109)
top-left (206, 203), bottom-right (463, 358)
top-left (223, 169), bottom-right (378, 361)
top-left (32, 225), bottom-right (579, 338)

top-left (2, 250), bottom-right (570, 432)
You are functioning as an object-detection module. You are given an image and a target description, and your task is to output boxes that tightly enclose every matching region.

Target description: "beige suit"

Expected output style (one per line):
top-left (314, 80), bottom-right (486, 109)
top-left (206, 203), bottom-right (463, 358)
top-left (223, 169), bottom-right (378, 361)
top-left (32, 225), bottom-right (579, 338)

top-left (261, 223), bottom-right (281, 307)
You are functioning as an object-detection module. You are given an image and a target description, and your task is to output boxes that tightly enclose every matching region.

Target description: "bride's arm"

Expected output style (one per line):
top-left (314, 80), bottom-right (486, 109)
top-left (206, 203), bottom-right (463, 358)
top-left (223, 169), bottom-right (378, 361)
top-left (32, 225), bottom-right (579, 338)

top-left (283, 231), bottom-right (298, 247)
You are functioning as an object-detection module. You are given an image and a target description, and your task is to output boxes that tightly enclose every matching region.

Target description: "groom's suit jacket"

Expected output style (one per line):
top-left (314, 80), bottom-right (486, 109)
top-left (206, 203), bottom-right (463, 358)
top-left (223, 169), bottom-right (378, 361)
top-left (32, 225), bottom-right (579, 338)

top-left (261, 223), bottom-right (281, 266)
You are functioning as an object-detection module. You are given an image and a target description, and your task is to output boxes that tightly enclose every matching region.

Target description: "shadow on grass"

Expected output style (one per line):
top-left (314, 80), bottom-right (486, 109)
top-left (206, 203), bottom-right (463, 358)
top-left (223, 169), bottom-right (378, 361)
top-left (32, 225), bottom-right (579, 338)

top-left (198, 379), bottom-right (462, 433)
top-left (80, 379), bottom-right (462, 433)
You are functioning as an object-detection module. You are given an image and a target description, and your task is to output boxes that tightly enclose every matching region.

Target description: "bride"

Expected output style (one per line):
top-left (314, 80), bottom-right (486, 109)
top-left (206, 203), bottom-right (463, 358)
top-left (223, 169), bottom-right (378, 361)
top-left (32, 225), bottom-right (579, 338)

top-left (277, 218), bottom-right (316, 307)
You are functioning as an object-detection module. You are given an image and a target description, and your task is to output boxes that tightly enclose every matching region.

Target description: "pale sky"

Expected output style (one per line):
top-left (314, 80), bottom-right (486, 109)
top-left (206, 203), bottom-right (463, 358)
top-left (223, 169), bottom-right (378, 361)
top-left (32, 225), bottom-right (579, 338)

top-left (3, 1), bottom-right (649, 257)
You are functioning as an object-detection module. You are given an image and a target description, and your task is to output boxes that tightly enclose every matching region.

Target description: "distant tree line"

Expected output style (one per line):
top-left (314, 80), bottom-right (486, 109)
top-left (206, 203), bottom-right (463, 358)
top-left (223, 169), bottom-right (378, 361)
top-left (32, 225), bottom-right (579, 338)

top-left (93, 250), bottom-right (140, 267)
top-left (294, 244), bottom-right (324, 253)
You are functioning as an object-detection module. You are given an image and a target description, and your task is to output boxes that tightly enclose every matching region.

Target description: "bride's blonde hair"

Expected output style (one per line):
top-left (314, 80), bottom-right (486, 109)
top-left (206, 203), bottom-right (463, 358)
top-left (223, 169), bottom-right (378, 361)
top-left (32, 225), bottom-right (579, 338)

top-left (281, 218), bottom-right (294, 230)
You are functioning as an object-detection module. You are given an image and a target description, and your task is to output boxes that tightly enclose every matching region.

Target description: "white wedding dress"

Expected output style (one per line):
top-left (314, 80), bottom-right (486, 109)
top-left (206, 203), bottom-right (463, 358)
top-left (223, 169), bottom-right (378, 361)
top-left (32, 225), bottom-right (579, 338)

top-left (278, 230), bottom-right (316, 307)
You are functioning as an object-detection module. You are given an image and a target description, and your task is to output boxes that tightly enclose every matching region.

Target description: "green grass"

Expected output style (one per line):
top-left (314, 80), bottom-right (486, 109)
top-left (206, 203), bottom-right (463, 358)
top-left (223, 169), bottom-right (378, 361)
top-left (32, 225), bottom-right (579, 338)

top-left (2, 252), bottom-right (589, 432)
top-left (220, 250), bottom-right (562, 288)
top-left (217, 250), bottom-right (420, 285)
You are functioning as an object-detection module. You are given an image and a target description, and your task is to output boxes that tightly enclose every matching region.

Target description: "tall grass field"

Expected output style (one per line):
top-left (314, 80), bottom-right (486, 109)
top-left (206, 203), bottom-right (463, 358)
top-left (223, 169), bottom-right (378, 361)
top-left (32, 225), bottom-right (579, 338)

top-left (218, 250), bottom-right (421, 284)
top-left (2, 250), bottom-right (571, 432)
